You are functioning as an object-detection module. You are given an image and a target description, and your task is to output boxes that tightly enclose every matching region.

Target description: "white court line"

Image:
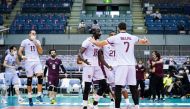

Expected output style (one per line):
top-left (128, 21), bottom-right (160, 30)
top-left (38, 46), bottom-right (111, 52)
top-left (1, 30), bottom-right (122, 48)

top-left (18, 102), bottom-right (190, 106)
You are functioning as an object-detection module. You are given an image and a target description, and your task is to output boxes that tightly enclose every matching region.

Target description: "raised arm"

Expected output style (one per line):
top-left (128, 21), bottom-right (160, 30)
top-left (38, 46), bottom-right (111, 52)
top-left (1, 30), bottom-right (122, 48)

top-left (137, 36), bottom-right (150, 45)
top-left (90, 38), bottom-right (108, 47)
top-left (33, 40), bottom-right (43, 55)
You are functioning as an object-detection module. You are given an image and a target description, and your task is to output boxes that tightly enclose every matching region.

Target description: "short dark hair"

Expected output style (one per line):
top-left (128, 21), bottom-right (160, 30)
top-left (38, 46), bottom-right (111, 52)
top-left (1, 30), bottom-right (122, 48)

top-left (9, 45), bottom-right (16, 52)
top-left (49, 49), bottom-right (56, 54)
top-left (118, 22), bottom-right (126, 30)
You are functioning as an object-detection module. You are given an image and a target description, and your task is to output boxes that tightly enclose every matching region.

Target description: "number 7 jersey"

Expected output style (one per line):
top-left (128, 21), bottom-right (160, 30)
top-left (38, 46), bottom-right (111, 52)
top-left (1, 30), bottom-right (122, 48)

top-left (106, 33), bottom-right (139, 66)
top-left (20, 39), bottom-right (41, 62)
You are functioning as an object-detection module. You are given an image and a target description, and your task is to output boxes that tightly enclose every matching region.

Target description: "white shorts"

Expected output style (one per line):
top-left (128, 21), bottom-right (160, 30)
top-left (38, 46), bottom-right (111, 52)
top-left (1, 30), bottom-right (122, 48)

top-left (25, 61), bottom-right (43, 77)
top-left (5, 72), bottom-right (19, 85)
top-left (104, 66), bottom-right (115, 85)
top-left (115, 65), bottom-right (136, 86)
top-left (82, 66), bottom-right (105, 82)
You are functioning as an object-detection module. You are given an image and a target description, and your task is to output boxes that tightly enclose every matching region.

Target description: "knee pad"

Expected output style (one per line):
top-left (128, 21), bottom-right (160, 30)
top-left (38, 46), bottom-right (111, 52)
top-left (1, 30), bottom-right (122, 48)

top-left (14, 85), bottom-right (19, 91)
top-left (27, 77), bottom-right (32, 86)
top-left (48, 85), bottom-right (53, 91)
top-left (37, 76), bottom-right (43, 84)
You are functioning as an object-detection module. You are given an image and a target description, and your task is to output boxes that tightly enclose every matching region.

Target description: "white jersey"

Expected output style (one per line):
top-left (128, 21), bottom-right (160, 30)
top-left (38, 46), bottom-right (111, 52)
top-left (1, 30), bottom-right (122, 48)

top-left (102, 44), bottom-right (117, 66)
top-left (82, 37), bottom-right (100, 66)
top-left (107, 32), bottom-right (139, 65)
top-left (20, 39), bottom-right (41, 62)
top-left (4, 54), bottom-right (16, 73)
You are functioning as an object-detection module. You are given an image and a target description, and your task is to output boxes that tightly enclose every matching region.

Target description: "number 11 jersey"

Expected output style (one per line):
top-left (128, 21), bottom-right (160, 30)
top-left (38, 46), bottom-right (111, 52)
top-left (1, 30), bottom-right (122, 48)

top-left (20, 39), bottom-right (41, 62)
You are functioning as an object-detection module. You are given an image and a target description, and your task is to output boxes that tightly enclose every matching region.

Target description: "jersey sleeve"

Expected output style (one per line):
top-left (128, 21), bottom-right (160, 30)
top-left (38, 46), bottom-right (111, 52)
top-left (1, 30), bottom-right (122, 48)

top-left (59, 59), bottom-right (63, 65)
top-left (20, 40), bottom-right (26, 48)
top-left (45, 60), bottom-right (49, 66)
top-left (37, 40), bottom-right (41, 46)
top-left (107, 35), bottom-right (116, 44)
top-left (82, 40), bottom-right (90, 48)
top-left (132, 35), bottom-right (139, 43)
top-left (4, 55), bottom-right (9, 61)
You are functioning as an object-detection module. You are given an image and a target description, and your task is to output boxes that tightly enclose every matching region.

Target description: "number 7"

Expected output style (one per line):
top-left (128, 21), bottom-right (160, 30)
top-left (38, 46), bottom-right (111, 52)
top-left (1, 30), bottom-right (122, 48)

top-left (124, 42), bottom-right (129, 52)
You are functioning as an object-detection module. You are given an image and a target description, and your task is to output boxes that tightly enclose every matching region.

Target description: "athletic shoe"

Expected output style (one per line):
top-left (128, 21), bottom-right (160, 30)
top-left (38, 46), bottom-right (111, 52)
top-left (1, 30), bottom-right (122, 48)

top-left (36, 96), bottom-right (43, 102)
top-left (92, 105), bottom-right (98, 109)
top-left (18, 97), bottom-right (25, 103)
top-left (83, 106), bottom-right (87, 109)
top-left (29, 98), bottom-right (33, 106)
top-left (50, 99), bottom-right (56, 104)
top-left (1, 99), bottom-right (7, 104)
top-left (161, 98), bottom-right (165, 101)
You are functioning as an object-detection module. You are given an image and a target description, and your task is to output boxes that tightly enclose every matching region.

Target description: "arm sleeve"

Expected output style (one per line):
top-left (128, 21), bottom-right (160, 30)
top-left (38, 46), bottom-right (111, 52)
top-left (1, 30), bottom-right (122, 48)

top-left (82, 40), bottom-right (89, 48)
top-left (4, 55), bottom-right (9, 61)
top-left (20, 40), bottom-right (26, 47)
top-left (60, 60), bottom-right (66, 73)
top-left (43, 66), bottom-right (48, 77)
top-left (37, 40), bottom-right (41, 46)
top-left (132, 35), bottom-right (139, 43)
top-left (43, 60), bottom-right (48, 76)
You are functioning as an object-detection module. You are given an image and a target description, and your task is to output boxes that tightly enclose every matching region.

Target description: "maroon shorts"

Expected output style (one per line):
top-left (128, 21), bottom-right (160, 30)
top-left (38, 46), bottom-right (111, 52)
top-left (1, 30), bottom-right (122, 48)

top-left (48, 76), bottom-right (59, 87)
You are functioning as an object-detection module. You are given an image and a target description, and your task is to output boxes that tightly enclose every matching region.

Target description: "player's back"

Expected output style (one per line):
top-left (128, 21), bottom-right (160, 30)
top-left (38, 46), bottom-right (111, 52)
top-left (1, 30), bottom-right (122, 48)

top-left (5, 54), bottom-right (16, 73)
top-left (107, 32), bottom-right (139, 65)
top-left (102, 44), bottom-right (117, 66)
top-left (21, 39), bottom-right (40, 62)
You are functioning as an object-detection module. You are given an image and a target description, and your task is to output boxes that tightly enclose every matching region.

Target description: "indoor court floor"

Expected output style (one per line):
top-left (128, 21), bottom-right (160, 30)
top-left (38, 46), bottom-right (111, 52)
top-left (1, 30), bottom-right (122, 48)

top-left (1, 95), bottom-right (190, 109)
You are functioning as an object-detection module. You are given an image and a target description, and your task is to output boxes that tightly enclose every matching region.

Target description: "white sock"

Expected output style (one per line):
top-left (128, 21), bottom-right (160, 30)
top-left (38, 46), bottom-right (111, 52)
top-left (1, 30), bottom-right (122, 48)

top-left (125, 98), bottom-right (130, 105)
top-left (37, 92), bottom-right (42, 96)
top-left (83, 100), bottom-right (88, 107)
top-left (28, 93), bottom-right (32, 98)
top-left (135, 105), bottom-right (140, 109)
top-left (93, 94), bottom-right (101, 102)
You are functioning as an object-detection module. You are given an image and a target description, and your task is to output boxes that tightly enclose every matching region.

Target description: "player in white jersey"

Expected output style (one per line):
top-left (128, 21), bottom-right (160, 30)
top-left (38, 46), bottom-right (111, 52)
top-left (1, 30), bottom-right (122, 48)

top-left (78, 29), bottom-right (112, 109)
top-left (101, 31), bottom-right (130, 107)
top-left (90, 22), bottom-right (149, 109)
top-left (2, 46), bottom-right (24, 104)
top-left (18, 30), bottom-right (43, 106)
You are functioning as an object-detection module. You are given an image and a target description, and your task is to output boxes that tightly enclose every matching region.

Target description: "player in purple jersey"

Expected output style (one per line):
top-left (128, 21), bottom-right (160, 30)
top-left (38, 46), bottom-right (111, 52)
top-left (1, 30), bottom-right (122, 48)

top-left (43, 49), bottom-right (66, 104)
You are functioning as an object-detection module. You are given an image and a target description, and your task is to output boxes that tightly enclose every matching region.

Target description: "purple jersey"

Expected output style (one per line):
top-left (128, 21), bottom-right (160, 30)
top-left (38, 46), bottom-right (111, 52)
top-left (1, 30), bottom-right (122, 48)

top-left (46, 58), bottom-right (62, 78)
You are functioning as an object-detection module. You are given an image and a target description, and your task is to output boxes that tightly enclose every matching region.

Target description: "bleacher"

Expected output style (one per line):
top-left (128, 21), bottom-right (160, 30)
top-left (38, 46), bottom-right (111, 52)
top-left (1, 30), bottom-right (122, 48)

top-left (146, 15), bottom-right (190, 34)
top-left (0, 0), bottom-right (17, 14)
top-left (10, 14), bottom-right (67, 34)
top-left (9, 0), bottom-right (73, 34)
top-left (22, 0), bottom-right (73, 13)
top-left (80, 12), bottom-right (133, 34)
top-left (143, 0), bottom-right (190, 34)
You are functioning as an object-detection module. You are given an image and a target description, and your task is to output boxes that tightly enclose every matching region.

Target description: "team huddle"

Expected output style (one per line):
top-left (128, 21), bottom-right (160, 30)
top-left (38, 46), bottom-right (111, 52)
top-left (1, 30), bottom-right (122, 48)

top-left (2, 22), bottom-right (149, 109)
